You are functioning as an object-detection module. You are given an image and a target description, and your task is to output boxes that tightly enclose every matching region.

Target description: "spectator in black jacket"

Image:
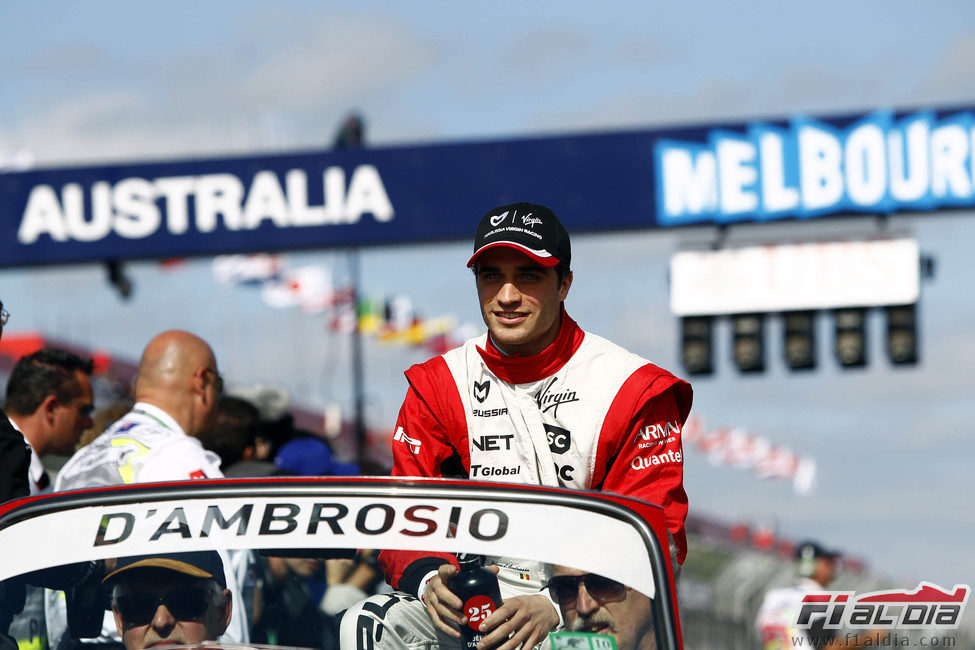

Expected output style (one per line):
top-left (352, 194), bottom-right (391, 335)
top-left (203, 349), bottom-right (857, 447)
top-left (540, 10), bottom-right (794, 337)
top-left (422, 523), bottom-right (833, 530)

top-left (5, 347), bottom-right (94, 494)
top-left (0, 300), bottom-right (30, 650)
top-left (0, 300), bottom-right (29, 503)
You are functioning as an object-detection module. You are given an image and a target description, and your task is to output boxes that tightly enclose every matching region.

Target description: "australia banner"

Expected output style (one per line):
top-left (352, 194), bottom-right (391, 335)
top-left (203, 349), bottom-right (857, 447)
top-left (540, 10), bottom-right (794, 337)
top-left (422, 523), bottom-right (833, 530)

top-left (1, 105), bottom-right (973, 267)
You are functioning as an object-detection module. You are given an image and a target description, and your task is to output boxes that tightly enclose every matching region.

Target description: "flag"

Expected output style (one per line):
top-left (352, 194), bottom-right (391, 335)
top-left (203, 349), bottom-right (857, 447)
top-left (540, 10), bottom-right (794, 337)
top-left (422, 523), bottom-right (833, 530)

top-left (385, 295), bottom-right (414, 331)
top-left (793, 457), bottom-right (817, 495)
top-left (213, 254), bottom-right (285, 285)
top-left (262, 266), bottom-right (333, 313)
top-left (329, 305), bottom-right (357, 334)
top-left (357, 295), bottom-right (385, 334)
top-left (686, 419), bottom-right (816, 496)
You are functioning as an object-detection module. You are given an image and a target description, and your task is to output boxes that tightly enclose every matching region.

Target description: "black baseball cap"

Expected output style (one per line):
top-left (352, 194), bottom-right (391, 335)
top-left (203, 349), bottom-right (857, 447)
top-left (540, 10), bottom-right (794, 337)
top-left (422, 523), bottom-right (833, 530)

top-left (467, 202), bottom-right (571, 269)
top-left (103, 551), bottom-right (226, 587)
top-left (794, 540), bottom-right (840, 561)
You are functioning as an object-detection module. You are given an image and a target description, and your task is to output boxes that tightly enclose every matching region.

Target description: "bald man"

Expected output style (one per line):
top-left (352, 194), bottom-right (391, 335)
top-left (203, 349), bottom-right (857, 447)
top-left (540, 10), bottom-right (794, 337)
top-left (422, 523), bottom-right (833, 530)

top-left (50, 332), bottom-right (251, 646)
top-left (56, 330), bottom-right (223, 489)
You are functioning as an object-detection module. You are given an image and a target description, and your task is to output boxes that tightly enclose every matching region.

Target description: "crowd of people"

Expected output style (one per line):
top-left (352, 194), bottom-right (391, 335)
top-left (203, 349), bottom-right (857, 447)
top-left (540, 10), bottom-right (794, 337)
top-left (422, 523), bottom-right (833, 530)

top-left (1, 202), bottom-right (695, 650)
top-left (0, 327), bottom-right (385, 650)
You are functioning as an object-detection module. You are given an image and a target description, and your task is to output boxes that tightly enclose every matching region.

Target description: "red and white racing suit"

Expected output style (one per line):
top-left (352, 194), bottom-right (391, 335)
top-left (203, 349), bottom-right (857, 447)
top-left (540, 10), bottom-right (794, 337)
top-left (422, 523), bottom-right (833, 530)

top-left (381, 309), bottom-right (692, 602)
top-left (341, 311), bottom-right (691, 649)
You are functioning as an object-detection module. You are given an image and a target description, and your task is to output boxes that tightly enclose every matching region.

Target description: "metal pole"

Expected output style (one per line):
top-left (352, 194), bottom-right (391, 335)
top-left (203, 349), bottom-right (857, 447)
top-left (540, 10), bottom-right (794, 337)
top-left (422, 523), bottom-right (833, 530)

top-left (349, 248), bottom-right (367, 464)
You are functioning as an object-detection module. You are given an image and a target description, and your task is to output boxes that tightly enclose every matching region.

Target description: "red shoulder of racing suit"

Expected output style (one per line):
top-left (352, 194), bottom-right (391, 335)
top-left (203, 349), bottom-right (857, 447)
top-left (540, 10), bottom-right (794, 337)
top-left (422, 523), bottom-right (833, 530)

top-left (592, 363), bottom-right (692, 563)
top-left (390, 356), bottom-right (469, 479)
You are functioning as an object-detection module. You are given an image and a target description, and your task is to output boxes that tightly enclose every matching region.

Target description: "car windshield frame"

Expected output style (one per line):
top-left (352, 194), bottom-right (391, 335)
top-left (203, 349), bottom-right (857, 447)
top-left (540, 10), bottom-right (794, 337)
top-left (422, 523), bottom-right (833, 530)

top-left (0, 476), bottom-right (682, 650)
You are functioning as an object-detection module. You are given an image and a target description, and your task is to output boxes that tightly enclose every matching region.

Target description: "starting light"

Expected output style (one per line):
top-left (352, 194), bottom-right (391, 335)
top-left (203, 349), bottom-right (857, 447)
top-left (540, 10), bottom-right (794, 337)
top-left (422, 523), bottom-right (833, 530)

top-left (732, 314), bottom-right (765, 373)
top-left (675, 304), bottom-right (921, 373)
top-left (680, 316), bottom-right (714, 376)
top-left (886, 304), bottom-right (918, 365)
top-left (834, 308), bottom-right (867, 368)
top-left (782, 311), bottom-right (816, 370)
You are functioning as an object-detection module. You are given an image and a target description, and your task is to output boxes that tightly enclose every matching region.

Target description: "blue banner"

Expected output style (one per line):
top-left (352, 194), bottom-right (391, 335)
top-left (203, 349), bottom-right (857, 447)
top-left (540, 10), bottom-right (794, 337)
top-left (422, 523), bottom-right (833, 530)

top-left (2, 105), bottom-right (973, 267)
top-left (653, 108), bottom-right (975, 225)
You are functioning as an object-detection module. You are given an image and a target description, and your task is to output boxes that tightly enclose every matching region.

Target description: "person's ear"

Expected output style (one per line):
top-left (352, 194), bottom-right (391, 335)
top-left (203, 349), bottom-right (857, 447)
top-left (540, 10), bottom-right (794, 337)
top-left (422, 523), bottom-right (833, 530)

top-left (558, 272), bottom-right (573, 302)
top-left (218, 589), bottom-right (233, 633)
top-left (193, 367), bottom-right (208, 396)
top-left (112, 605), bottom-right (126, 635)
top-left (40, 394), bottom-right (60, 427)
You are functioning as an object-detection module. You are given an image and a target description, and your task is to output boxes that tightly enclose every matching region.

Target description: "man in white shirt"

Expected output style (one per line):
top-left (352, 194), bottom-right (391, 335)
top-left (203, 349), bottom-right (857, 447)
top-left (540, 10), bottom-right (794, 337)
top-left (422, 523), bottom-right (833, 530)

top-left (57, 330), bottom-right (223, 489)
top-left (52, 331), bottom-right (250, 646)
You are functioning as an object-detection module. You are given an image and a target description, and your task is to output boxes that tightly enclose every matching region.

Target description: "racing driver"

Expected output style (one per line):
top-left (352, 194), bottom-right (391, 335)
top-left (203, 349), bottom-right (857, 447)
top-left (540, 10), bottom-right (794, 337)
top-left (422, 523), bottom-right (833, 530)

top-left (342, 202), bottom-right (692, 650)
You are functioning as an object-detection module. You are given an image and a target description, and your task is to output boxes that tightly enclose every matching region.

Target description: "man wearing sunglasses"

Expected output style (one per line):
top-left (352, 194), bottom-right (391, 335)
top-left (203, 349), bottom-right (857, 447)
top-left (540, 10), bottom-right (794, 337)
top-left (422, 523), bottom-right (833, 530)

top-left (549, 567), bottom-right (655, 650)
top-left (105, 551), bottom-right (232, 650)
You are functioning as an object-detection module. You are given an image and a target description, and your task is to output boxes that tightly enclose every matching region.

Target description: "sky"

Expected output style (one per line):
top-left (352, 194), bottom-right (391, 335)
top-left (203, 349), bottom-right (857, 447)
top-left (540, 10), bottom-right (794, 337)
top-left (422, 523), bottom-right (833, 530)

top-left (1, 1), bottom-right (974, 587)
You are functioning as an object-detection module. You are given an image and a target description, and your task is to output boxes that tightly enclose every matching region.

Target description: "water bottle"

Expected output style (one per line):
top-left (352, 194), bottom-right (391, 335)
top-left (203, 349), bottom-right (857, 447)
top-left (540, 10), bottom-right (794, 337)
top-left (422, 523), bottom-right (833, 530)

top-left (452, 554), bottom-right (503, 649)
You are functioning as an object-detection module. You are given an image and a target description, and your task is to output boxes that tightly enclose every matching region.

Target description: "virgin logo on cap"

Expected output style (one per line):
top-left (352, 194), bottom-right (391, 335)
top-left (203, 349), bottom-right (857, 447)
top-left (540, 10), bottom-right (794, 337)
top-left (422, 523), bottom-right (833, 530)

top-left (521, 213), bottom-right (541, 228)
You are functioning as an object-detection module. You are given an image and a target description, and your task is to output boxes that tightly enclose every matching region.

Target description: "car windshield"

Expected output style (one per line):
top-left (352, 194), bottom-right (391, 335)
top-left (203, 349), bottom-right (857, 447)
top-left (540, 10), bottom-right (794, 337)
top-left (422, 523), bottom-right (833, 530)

top-left (0, 478), bottom-right (675, 650)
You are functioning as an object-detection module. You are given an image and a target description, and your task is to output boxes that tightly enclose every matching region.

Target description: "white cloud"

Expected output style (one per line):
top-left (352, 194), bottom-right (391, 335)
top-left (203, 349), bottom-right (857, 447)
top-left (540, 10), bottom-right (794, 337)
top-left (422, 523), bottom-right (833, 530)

top-left (240, 13), bottom-right (436, 113)
top-left (4, 12), bottom-right (436, 166)
top-left (31, 89), bottom-right (148, 133)
top-left (918, 32), bottom-right (975, 103)
top-left (17, 42), bottom-right (118, 75)
top-left (494, 25), bottom-right (595, 77)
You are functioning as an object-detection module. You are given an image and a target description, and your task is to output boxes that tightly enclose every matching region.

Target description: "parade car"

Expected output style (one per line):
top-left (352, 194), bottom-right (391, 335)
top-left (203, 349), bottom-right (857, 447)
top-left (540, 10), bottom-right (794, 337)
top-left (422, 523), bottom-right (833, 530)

top-left (0, 477), bottom-right (682, 650)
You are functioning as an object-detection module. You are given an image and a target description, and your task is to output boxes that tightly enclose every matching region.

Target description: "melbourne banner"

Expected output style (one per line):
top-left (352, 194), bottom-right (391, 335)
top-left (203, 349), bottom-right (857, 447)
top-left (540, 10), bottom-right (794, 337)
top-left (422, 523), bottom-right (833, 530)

top-left (1, 105), bottom-right (973, 267)
top-left (654, 108), bottom-right (975, 225)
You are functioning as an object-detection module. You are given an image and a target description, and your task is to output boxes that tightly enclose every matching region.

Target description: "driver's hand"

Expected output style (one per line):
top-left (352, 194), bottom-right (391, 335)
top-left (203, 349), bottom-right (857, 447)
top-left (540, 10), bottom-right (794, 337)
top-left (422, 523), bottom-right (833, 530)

top-left (476, 591), bottom-right (559, 650)
top-left (423, 563), bottom-right (466, 638)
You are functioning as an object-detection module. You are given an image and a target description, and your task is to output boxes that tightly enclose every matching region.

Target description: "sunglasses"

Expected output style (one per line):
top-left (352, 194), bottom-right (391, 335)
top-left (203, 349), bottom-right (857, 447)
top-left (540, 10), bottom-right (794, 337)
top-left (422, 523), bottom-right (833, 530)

top-left (548, 574), bottom-right (626, 605)
top-left (115, 587), bottom-right (210, 626)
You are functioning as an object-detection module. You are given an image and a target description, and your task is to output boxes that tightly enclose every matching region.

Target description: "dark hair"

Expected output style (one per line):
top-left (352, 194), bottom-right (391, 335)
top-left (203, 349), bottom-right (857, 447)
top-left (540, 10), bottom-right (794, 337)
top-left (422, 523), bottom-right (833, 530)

top-left (470, 260), bottom-right (572, 287)
top-left (553, 260), bottom-right (572, 287)
top-left (196, 396), bottom-right (261, 468)
top-left (4, 348), bottom-right (93, 416)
